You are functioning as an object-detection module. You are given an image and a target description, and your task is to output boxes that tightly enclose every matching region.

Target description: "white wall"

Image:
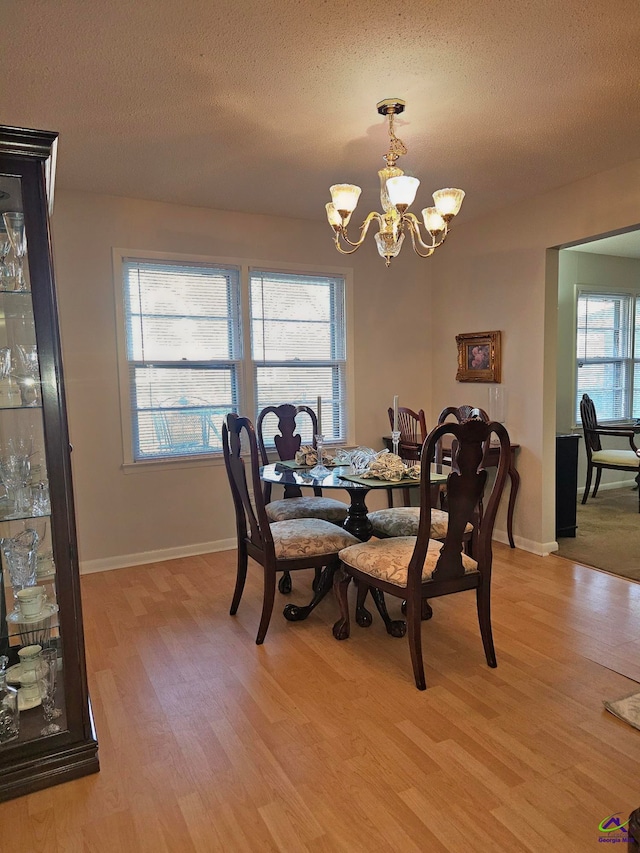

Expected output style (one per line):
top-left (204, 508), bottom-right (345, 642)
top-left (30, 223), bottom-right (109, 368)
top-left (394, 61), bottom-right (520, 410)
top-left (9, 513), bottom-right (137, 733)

top-left (50, 192), bottom-right (433, 569)
top-left (557, 249), bottom-right (640, 490)
top-left (48, 154), bottom-right (640, 568)
top-left (427, 157), bottom-right (640, 554)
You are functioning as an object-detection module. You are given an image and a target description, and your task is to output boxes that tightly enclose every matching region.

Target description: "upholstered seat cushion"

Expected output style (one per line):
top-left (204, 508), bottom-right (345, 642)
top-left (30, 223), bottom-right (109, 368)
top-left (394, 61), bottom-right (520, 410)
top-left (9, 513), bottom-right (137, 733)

top-left (592, 449), bottom-right (640, 467)
top-left (271, 518), bottom-right (358, 559)
top-left (339, 536), bottom-right (477, 587)
top-left (266, 496), bottom-right (348, 523)
top-left (367, 506), bottom-right (473, 540)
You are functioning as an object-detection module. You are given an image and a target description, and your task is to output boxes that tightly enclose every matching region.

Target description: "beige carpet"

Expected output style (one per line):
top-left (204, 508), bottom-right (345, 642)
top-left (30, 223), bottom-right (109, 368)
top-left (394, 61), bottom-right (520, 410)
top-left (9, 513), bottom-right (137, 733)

top-left (555, 486), bottom-right (640, 581)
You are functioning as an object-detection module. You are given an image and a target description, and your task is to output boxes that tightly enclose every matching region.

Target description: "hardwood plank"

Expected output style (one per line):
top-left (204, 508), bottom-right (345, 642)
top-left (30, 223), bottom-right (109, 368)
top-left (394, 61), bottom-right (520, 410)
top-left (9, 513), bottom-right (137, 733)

top-left (2, 543), bottom-right (639, 851)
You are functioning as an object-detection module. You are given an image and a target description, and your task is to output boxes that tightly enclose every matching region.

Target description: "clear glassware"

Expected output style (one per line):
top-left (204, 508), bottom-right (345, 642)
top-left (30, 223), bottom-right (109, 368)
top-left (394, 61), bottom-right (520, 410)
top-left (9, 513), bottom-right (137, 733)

top-left (0, 223), bottom-right (15, 291)
top-left (0, 655), bottom-right (20, 744)
top-left (2, 212), bottom-right (27, 292)
top-left (0, 452), bottom-right (32, 513)
top-left (309, 434), bottom-right (331, 478)
top-left (33, 480), bottom-right (51, 516)
top-left (391, 429), bottom-right (401, 457)
top-left (14, 344), bottom-right (40, 406)
top-left (0, 528), bottom-right (39, 593)
top-left (38, 648), bottom-right (62, 735)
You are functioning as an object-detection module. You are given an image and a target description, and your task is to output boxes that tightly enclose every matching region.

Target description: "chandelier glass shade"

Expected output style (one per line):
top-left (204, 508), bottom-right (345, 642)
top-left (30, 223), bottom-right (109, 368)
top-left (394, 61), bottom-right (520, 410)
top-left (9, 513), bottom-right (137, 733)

top-left (325, 99), bottom-right (464, 266)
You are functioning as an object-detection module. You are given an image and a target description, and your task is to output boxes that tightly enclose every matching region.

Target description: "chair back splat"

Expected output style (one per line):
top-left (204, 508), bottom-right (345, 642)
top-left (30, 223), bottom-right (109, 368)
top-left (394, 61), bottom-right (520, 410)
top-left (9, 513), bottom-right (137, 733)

top-left (257, 403), bottom-right (319, 501)
top-left (224, 414), bottom-right (270, 555)
top-left (333, 417), bottom-right (511, 690)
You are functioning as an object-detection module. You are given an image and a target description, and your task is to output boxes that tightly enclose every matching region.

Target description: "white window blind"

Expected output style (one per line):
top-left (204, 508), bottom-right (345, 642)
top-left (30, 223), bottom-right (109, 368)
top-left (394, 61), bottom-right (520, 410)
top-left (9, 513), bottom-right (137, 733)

top-left (250, 269), bottom-right (346, 444)
top-left (576, 291), bottom-right (631, 422)
top-left (122, 258), bottom-right (241, 460)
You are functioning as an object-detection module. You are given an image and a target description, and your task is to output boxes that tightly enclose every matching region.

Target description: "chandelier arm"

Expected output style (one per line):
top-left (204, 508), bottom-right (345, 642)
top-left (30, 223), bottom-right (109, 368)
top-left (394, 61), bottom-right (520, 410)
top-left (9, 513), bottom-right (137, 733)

top-left (403, 213), bottom-right (448, 257)
top-left (338, 212), bottom-right (383, 248)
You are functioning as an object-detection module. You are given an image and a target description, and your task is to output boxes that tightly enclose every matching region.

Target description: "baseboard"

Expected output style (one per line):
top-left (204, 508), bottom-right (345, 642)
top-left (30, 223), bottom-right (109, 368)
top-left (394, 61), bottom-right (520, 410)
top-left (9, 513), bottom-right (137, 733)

top-left (79, 538), bottom-right (237, 575)
top-left (578, 477), bottom-right (636, 496)
top-left (493, 529), bottom-right (557, 556)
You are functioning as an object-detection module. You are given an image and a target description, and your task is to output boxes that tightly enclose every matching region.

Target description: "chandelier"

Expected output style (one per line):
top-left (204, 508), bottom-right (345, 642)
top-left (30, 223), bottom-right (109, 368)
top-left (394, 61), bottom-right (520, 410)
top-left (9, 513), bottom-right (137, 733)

top-left (325, 99), bottom-right (465, 266)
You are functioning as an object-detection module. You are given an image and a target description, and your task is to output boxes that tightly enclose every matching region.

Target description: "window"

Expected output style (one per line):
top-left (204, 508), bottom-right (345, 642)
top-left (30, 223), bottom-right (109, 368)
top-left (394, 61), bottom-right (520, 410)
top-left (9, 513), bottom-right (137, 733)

top-left (250, 270), bottom-right (346, 445)
top-left (575, 290), bottom-right (639, 422)
top-left (120, 258), bottom-right (241, 460)
top-left (116, 254), bottom-right (349, 463)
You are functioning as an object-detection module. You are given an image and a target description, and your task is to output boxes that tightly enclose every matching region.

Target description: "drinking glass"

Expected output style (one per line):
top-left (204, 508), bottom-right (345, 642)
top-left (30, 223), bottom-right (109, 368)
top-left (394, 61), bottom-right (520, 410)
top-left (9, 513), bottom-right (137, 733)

top-left (0, 452), bottom-right (32, 513)
top-left (2, 213), bottom-right (27, 292)
top-left (38, 648), bottom-right (62, 735)
top-left (0, 528), bottom-right (39, 593)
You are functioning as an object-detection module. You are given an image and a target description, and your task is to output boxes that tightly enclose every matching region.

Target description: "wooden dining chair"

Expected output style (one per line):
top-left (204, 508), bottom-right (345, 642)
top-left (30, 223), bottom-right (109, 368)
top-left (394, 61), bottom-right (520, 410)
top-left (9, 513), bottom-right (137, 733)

top-left (579, 393), bottom-right (640, 511)
top-left (332, 417), bottom-right (511, 690)
top-left (257, 403), bottom-right (349, 593)
top-left (386, 405), bottom-right (427, 507)
top-left (223, 413), bottom-right (359, 644)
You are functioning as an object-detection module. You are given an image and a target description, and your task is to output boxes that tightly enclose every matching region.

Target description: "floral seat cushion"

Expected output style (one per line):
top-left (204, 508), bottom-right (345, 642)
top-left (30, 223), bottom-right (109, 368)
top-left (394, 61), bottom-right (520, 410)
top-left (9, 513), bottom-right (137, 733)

top-left (271, 518), bottom-right (358, 559)
top-left (367, 506), bottom-right (473, 540)
top-left (339, 536), bottom-right (477, 587)
top-left (266, 496), bottom-right (348, 523)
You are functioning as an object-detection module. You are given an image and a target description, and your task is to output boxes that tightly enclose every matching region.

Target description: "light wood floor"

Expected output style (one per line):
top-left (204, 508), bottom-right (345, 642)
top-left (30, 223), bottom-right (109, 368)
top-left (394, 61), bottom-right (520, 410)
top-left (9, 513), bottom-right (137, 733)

top-left (2, 544), bottom-right (640, 851)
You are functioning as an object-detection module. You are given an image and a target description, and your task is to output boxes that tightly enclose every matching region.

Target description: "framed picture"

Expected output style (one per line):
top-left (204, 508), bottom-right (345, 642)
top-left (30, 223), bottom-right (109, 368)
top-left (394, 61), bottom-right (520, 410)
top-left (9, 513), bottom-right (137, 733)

top-left (456, 330), bottom-right (501, 383)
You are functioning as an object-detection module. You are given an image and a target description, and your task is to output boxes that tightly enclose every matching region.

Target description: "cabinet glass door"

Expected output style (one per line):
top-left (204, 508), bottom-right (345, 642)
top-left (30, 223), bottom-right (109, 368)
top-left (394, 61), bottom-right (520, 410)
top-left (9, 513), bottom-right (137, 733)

top-left (0, 172), bottom-right (63, 744)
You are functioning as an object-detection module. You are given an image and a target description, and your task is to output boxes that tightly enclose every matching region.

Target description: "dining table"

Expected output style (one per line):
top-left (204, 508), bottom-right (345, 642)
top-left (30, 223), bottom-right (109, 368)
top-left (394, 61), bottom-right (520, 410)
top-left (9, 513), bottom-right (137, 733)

top-left (260, 459), bottom-right (449, 629)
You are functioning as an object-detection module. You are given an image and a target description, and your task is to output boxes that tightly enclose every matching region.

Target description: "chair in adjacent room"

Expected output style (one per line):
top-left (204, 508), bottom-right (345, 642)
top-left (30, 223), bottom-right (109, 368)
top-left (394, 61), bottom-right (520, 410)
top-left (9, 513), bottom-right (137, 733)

top-left (579, 393), bottom-right (640, 511)
top-left (223, 413), bottom-right (359, 644)
top-left (257, 403), bottom-right (349, 592)
top-left (332, 417), bottom-right (511, 690)
top-left (386, 405), bottom-right (428, 507)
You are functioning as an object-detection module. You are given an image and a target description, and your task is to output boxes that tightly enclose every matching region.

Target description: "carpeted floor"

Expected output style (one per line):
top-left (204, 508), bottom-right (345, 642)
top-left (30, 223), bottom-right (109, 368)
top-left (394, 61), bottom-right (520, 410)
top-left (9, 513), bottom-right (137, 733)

top-left (555, 486), bottom-right (640, 581)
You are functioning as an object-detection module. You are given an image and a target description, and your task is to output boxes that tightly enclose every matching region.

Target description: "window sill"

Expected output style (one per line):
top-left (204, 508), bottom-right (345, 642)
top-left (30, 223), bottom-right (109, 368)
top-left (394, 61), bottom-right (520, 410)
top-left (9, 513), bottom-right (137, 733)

top-left (121, 454), bottom-right (225, 474)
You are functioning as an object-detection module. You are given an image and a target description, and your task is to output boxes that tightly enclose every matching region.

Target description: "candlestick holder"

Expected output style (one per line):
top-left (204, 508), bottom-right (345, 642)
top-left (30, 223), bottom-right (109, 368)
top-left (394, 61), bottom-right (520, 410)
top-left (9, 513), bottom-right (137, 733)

top-left (309, 434), bottom-right (331, 478)
top-left (391, 429), bottom-right (401, 457)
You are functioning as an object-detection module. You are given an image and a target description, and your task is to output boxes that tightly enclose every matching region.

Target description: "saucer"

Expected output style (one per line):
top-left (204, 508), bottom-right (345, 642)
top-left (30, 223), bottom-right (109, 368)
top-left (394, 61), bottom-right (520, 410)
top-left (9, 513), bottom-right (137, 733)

top-left (17, 687), bottom-right (42, 712)
top-left (6, 661), bottom-right (46, 685)
top-left (6, 602), bottom-right (59, 625)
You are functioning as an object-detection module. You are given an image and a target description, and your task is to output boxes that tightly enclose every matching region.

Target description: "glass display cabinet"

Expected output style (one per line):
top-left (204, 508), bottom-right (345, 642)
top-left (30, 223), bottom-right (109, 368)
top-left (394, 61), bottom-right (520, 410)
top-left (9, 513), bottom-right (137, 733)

top-left (0, 126), bottom-right (98, 800)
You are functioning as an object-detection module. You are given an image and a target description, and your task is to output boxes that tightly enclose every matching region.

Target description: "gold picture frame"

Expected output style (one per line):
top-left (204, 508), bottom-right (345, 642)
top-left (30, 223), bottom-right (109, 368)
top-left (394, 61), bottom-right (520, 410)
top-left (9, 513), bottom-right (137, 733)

top-left (456, 330), bottom-right (501, 383)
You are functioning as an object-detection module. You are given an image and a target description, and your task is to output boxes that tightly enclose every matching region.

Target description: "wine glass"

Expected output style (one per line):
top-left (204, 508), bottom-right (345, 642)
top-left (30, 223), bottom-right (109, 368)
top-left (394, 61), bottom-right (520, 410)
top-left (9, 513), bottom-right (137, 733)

top-left (0, 223), bottom-right (15, 291)
top-left (2, 212), bottom-right (27, 292)
top-left (38, 648), bottom-right (62, 735)
top-left (14, 344), bottom-right (40, 406)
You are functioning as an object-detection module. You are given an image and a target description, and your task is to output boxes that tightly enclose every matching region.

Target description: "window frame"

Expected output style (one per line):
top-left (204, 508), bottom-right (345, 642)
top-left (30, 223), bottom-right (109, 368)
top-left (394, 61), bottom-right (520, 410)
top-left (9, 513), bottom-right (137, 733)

top-left (574, 283), bottom-right (638, 426)
top-left (113, 249), bottom-right (354, 469)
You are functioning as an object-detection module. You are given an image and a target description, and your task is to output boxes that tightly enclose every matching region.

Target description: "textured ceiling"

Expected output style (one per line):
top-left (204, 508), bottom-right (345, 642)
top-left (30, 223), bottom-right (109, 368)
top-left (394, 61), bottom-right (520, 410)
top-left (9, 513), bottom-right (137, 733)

top-left (3, 0), bottom-right (640, 226)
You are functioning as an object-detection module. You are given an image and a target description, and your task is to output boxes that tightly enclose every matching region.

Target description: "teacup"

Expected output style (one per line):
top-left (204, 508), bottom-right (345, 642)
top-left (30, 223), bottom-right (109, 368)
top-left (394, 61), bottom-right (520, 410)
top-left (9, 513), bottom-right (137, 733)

top-left (18, 644), bottom-right (43, 683)
top-left (16, 586), bottom-right (47, 619)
